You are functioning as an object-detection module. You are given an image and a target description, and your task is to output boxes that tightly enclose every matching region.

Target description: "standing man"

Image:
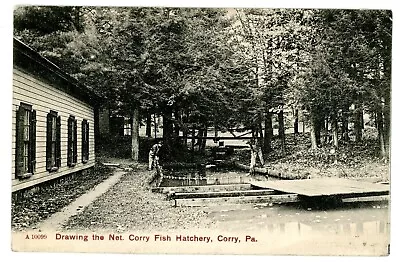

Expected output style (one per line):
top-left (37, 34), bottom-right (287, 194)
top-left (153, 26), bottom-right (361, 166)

top-left (248, 137), bottom-right (264, 175)
top-left (148, 140), bottom-right (163, 171)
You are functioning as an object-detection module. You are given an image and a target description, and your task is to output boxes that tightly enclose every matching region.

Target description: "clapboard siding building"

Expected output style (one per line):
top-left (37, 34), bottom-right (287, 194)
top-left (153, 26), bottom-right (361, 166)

top-left (12, 38), bottom-right (100, 192)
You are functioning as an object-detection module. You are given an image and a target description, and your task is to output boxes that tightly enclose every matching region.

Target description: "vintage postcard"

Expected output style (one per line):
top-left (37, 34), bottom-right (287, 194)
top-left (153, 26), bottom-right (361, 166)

top-left (9, 2), bottom-right (393, 257)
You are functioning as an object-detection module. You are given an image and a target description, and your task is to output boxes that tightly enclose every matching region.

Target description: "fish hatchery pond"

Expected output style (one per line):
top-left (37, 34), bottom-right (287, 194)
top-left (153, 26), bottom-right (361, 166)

top-left (160, 167), bottom-right (258, 187)
top-left (158, 167), bottom-right (390, 254)
top-left (205, 200), bottom-right (389, 255)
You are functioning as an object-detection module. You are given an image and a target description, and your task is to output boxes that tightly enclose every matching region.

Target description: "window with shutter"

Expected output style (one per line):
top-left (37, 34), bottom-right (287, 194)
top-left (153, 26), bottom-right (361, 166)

top-left (74, 119), bottom-right (78, 164)
top-left (56, 116), bottom-right (61, 167)
top-left (86, 121), bottom-right (89, 161)
top-left (82, 120), bottom-right (89, 163)
top-left (67, 116), bottom-right (77, 167)
top-left (15, 103), bottom-right (36, 179)
top-left (29, 110), bottom-right (36, 173)
top-left (46, 111), bottom-right (60, 172)
top-left (67, 116), bottom-right (72, 166)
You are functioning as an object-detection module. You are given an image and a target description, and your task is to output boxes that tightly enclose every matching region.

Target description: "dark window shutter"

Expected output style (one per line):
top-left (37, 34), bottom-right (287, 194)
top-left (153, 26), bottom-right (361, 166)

top-left (29, 110), bottom-right (36, 173)
top-left (15, 106), bottom-right (25, 177)
top-left (67, 117), bottom-right (72, 166)
top-left (73, 119), bottom-right (78, 163)
top-left (56, 116), bottom-right (61, 167)
top-left (82, 120), bottom-right (86, 162)
top-left (46, 113), bottom-right (53, 171)
top-left (86, 122), bottom-right (89, 160)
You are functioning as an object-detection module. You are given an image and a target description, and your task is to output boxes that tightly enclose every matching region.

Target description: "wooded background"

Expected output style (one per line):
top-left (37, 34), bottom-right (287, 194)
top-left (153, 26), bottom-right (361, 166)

top-left (13, 7), bottom-right (392, 159)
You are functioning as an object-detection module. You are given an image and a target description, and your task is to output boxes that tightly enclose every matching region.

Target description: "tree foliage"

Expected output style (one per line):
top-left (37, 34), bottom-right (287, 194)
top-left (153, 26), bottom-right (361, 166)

top-left (13, 7), bottom-right (392, 158)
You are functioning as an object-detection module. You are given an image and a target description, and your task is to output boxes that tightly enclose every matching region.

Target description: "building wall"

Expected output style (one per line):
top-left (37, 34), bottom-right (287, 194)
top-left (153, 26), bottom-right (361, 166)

top-left (12, 68), bottom-right (96, 192)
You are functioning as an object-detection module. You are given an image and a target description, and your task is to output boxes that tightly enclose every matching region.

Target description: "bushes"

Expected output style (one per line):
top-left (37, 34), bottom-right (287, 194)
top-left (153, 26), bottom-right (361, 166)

top-left (97, 135), bottom-right (157, 161)
top-left (232, 133), bottom-right (389, 179)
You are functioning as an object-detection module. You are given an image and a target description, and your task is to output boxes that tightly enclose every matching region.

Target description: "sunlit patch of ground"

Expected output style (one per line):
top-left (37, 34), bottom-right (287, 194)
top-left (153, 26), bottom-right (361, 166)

top-left (64, 164), bottom-right (214, 232)
top-left (234, 133), bottom-right (390, 182)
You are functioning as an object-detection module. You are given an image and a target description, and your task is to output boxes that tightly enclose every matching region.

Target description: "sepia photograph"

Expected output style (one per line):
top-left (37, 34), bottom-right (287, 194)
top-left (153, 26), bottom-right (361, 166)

top-left (8, 0), bottom-right (395, 258)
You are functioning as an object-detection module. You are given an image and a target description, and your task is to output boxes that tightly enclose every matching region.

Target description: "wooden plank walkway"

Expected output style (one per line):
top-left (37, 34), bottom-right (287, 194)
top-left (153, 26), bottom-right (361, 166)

top-left (173, 194), bottom-right (299, 207)
top-left (251, 178), bottom-right (390, 198)
top-left (173, 189), bottom-right (276, 199)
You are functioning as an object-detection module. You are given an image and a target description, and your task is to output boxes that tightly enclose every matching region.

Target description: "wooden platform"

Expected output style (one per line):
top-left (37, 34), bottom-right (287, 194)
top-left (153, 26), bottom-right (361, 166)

top-left (173, 189), bottom-right (275, 199)
top-left (251, 178), bottom-right (390, 198)
top-left (173, 194), bottom-right (299, 207)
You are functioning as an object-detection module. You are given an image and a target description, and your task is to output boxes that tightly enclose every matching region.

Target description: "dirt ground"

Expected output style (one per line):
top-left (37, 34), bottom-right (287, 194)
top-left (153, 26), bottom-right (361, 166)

top-left (64, 164), bottom-right (214, 232)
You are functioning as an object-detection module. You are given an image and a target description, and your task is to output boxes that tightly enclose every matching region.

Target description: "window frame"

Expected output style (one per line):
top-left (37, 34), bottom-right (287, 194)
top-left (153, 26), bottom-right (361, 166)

top-left (67, 115), bottom-right (78, 167)
top-left (15, 103), bottom-right (36, 179)
top-left (46, 110), bottom-right (61, 172)
top-left (81, 119), bottom-right (89, 163)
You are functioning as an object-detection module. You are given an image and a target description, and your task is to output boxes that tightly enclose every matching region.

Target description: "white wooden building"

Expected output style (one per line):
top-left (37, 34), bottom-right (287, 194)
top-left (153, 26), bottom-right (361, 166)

top-left (12, 38), bottom-right (100, 192)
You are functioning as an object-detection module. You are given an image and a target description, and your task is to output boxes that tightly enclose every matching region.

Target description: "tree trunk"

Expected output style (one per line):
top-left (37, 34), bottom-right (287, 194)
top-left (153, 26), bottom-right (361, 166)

top-left (341, 107), bottom-right (349, 142)
top-left (182, 111), bottom-right (188, 147)
top-left (183, 129), bottom-right (188, 147)
top-left (146, 113), bottom-right (151, 138)
top-left (249, 145), bottom-right (256, 175)
top-left (267, 111), bottom-right (273, 138)
top-left (249, 129), bottom-right (256, 175)
top-left (383, 93), bottom-right (390, 155)
top-left (258, 122), bottom-right (264, 149)
top-left (324, 117), bottom-right (329, 144)
top-left (310, 113), bottom-right (318, 150)
top-left (331, 112), bottom-right (339, 164)
top-left (382, 54), bottom-right (391, 158)
top-left (331, 113), bottom-right (339, 148)
top-left (153, 114), bottom-right (158, 139)
top-left (278, 110), bottom-right (285, 154)
top-left (191, 128), bottom-right (195, 153)
top-left (315, 114), bottom-right (322, 146)
top-left (354, 102), bottom-right (363, 142)
top-left (376, 109), bottom-right (386, 157)
top-left (174, 110), bottom-right (181, 147)
top-left (131, 108), bottom-right (140, 161)
top-left (200, 126), bottom-right (207, 153)
top-left (214, 123), bottom-right (218, 144)
top-left (310, 123), bottom-right (317, 150)
top-left (294, 108), bottom-right (299, 134)
top-left (163, 109), bottom-right (173, 156)
top-left (197, 128), bottom-right (202, 152)
top-left (361, 111), bottom-right (364, 129)
top-left (263, 111), bottom-right (272, 153)
top-left (256, 138), bottom-right (264, 167)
